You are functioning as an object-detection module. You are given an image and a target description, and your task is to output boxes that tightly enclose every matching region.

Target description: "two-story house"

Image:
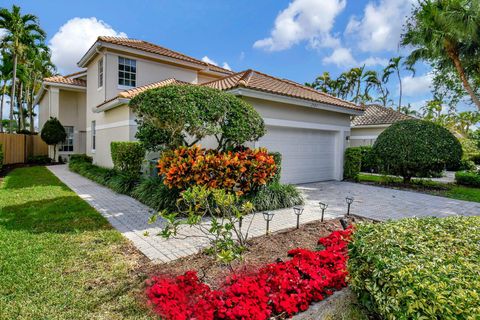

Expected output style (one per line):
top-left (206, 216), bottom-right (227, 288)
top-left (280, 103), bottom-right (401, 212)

top-left (36, 37), bottom-right (364, 184)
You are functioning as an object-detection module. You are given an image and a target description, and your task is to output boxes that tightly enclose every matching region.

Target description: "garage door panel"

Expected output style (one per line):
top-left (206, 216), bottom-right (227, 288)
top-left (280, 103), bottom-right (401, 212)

top-left (258, 126), bottom-right (336, 184)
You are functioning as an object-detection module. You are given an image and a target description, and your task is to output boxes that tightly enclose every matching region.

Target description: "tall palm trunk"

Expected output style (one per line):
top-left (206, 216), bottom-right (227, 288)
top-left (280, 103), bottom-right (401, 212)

top-left (9, 53), bottom-right (17, 132)
top-left (0, 81), bottom-right (5, 133)
top-left (29, 82), bottom-right (35, 133)
top-left (397, 69), bottom-right (402, 111)
top-left (17, 80), bottom-right (23, 131)
top-left (445, 41), bottom-right (480, 110)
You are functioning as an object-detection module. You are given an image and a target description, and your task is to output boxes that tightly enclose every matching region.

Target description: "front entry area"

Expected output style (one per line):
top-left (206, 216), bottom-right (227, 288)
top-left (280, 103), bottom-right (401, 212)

top-left (258, 126), bottom-right (336, 184)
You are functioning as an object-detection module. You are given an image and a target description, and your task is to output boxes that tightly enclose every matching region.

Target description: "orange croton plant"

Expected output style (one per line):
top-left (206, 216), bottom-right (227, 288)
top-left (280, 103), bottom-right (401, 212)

top-left (158, 145), bottom-right (277, 196)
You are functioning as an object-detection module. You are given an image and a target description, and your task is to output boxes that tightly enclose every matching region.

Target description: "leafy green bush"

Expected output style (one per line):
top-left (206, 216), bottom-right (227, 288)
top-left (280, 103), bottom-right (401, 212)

top-left (40, 117), bottom-right (67, 162)
top-left (69, 160), bottom-right (116, 186)
top-left (269, 152), bottom-right (282, 183)
top-left (131, 177), bottom-right (180, 212)
top-left (348, 217), bottom-right (480, 319)
top-left (455, 170), bottom-right (480, 187)
top-left (27, 155), bottom-right (52, 164)
top-left (130, 84), bottom-right (265, 151)
top-left (69, 154), bottom-right (93, 164)
top-left (0, 144), bottom-right (3, 170)
top-left (107, 173), bottom-right (139, 195)
top-left (372, 119), bottom-right (462, 182)
top-left (248, 181), bottom-right (304, 212)
top-left (469, 152), bottom-right (480, 164)
top-left (344, 147), bottom-right (362, 180)
top-left (458, 159), bottom-right (476, 171)
top-left (110, 141), bottom-right (145, 177)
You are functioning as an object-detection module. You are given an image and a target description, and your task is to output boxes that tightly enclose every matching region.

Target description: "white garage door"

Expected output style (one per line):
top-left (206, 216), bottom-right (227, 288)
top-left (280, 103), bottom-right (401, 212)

top-left (258, 126), bottom-right (336, 184)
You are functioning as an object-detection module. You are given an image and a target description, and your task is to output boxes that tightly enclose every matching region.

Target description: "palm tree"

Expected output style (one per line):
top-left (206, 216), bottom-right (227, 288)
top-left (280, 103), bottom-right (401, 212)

top-left (402, 0), bottom-right (480, 110)
top-left (0, 52), bottom-right (13, 133)
top-left (0, 5), bottom-right (46, 132)
top-left (382, 57), bottom-right (415, 111)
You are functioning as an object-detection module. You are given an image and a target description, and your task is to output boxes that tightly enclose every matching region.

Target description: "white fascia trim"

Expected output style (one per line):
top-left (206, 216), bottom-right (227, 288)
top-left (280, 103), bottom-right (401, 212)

top-left (44, 82), bottom-right (86, 92)
top-left (93, 98), bottom-right (130, 113)
top-left (33, 84), bottom-right (46, 105)
top-left (78, 42), bottom-right (101, 67)
top-left (352, 124), bottom-right (390, 129)
top-left (350, 135), bottom-right (378, 140)
top-left (228, 88), bottom-right (363, 116)
top-left (86, 120), bottom-right (137, 131)
top-left (264, 117), bottom-right (350, 132)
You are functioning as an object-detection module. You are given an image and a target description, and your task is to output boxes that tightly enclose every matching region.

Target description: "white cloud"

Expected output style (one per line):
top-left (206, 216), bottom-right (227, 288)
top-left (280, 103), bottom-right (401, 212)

top-left (322, 47), bottom-right (356, 67)
top-left (253, 0), bottom-right (346, 51)
top-left (361, 56), bottom-right (389, 67)
top-left (346, 0), bottom-right (414, 52)
top-left (402, 73), bottom-right (433, 96)
top-left (49, 17), bottom-right (127, 74)
top-left (0, 28), bottom-right (6, 40)
top-left (201, 56), bottom-right (231, 70)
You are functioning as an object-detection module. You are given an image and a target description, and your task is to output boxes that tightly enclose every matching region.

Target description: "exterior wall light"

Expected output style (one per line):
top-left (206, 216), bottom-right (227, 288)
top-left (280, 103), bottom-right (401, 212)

top-left (293, 206), bottom-right (304, 229)
top-left (263, 212), bottom-right (275, 235)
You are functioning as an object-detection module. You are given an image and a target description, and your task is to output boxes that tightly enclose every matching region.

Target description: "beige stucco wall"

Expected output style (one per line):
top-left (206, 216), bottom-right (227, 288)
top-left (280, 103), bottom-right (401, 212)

top-left (349, 126), bottom-right (387, 147)
top-left (38, 91), bottom-right (50, 129)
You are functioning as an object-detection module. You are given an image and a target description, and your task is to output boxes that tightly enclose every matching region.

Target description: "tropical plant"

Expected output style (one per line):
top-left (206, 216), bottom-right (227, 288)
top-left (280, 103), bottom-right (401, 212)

top-left (402, 0), bottom-right (480, 110)
top-left (40, 117), bottom-right (66, 161)
top-left (372, 119), bottom-right (462, 182)
top-left (110, 141), bottom-right (145, 177)
top-left (130, 84), bottom-right (265, 151)
top-left (0, 5), bottom-right (46, 132)
top-left (382, 56), bottom-right (414, 110)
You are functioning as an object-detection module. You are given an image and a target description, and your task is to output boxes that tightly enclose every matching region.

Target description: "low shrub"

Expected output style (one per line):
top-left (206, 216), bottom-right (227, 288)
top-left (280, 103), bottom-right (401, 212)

top-left (107, 173), bottom-right (139, 194)
top-left (344, 147), bottom-right (362, 180)
top-left (146, 228), bottom-right (352, 320)
top-left (348, 217), bottom-right (480, 319)
top-left (469, 152), bottom-right (480, 164)
top-left (158, 145), bottom-right (276, 196)
top-left (110, 141), bottom-right (145, 177)
top-left (458, 159), bottom-right (476, 171)
top-left (248, 182), bottom-right (304, 212)
top-left (69, 154), bottom-right (93, 164)
top-left (69, 159), bottom-right (116, 186)
top-left (131, 177), bottom-right (180, 212)
top-left (269, 152), bottom-right (282, 183)
top-left (455, 170), bottom-right (480, 187)
top-left (27, 155), bottom-right (52, 164)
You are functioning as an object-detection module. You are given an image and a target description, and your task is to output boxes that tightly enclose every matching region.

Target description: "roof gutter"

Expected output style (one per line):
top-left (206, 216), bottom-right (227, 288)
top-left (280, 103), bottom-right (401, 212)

top-left (228, 88), bottom-right (363, 116)
top-left (351, 124), bottom-right (391, 129)
top-left (94, 97), bottom-right (130, 113)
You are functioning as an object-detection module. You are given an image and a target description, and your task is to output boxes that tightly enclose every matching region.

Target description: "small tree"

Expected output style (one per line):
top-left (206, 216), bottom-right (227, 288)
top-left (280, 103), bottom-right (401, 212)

top-left (130, 84), bottom-right (265, 151)
top-left (372, 119), bottom-right (462, 182)
top-left (40, 117), bottom-right (66, 162)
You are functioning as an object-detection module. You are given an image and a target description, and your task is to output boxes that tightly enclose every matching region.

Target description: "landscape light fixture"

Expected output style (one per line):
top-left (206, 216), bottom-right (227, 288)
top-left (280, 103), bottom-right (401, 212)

top-left (293, 206), bottom-right (304, 229)
top-left (340, 218), bottom-right (349, 230)
top-left (263, 211), bottom-right (275, 235)
top-left (319, 202), bottom-right (328, 222)
top-left (345, 197), bottom-right (354, 216)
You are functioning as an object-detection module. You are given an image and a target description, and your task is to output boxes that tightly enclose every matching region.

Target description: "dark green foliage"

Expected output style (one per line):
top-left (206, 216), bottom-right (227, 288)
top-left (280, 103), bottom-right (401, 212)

top-left (247, 182), bottom-right (304, 212)
top-left (69, 159), bottom-right (116, 186)
top-left (372, 119), bottom-right (462, 182)
top-left (129, 84), bottom-right (265, 151)
top-left (357, 146), bottom-right (378, 172)
top-left (269, 152), bottom-right (282, 183)
top-left (458, 159), bottom-right (476, 171)
top-left (69, 154), bottom-right (93, 164)
top-left (110, 141), bottom-right (145, 177)
top-left (343, 147), bottom-right (362, 180)
top-left (27, 155), bottom-right (51, 164)
top-left (455, 171), bottom-right (480, 187)
top-left (131, 177), bottom-right (180, 212)
top-left (469, 153), bottom-right (480, 164)
top-left (40, 117), bottom-right (66, 161)
top-left (107, 173), bottom-right (139, 195)
top-left (348, 217), bottom-right (480, 319)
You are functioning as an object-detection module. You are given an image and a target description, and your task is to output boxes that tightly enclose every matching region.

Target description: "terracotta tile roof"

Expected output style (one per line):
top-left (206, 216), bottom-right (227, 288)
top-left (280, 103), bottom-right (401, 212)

top-left (202, 69), bottom-right (363, 111)
top-left (352, 104), bottom-right (414, 126)
top-left (117, 78), bottom-right (189, 98)
top-left (97, 36), bottom-right (233, 75)
top-left (96, 78), bottom-right (188, 108)
top-left (43, 75), bottom-right (86, 87)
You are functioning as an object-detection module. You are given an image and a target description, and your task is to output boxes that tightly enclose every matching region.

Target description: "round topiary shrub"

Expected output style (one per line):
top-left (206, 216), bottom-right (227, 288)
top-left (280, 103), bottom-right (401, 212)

top-left (372, 119), bottom-right (462, 182)
top-left (40, 117), bottom-right (67, 162)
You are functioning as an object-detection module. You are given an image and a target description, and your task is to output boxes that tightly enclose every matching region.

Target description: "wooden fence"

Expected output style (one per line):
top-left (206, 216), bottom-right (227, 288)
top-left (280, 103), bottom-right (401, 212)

top-left (0, 133), bottom-right (49, 165)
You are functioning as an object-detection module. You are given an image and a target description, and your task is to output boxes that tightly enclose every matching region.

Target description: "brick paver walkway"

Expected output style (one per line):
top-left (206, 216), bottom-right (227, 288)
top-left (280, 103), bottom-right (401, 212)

top-left (49, 165), bottom-right (480, 263)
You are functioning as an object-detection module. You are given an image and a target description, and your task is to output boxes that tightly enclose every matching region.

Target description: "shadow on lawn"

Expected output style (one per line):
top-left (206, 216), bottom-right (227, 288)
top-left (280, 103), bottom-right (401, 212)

top-left (0, 196), bottom-right (111, 234)
top-left (1, 166), bottom-right (71, 190)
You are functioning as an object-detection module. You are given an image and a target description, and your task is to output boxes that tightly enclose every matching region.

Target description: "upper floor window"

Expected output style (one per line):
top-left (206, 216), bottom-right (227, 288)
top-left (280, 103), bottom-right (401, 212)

top-left (118, 56), bottom-right (136, 87)
top-left (59, 126), bottom-right (74, 152)
top-left (98, 58), bottom-right (103, 88)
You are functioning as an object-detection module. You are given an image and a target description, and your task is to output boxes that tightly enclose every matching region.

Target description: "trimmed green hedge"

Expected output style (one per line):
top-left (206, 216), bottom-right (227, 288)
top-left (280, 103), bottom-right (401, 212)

top-left (344, 147), bottom-right (362, 180)
top-left (110, 141), bottom-right (145, 177)
top-left (348, 217), bottom-right (480, 319)
top-left (455, 170), bottom-right (480, 187)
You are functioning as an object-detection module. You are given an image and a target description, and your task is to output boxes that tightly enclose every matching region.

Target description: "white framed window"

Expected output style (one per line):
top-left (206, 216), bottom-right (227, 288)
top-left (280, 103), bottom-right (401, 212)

top-left (98, 58), bottom-right (103, 88)
top-left (118, 56), bottom-right (136, 87)
top-left (91, 121), bottom-right (96, 151)
top-left (59, 126), bottom-right (74, 152)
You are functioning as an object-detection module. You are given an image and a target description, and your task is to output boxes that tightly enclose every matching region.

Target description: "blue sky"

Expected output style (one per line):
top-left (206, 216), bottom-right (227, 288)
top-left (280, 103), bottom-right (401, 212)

top-left (3, 0), bottom-right (474, 116)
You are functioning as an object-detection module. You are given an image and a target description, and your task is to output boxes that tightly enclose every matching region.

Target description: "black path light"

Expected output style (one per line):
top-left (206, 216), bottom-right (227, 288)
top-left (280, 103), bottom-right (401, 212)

top-left (346, 196), bottom-right (354, 216)
top-left (263, 211), bottom-right (275, 235)
top-left (319, 202), bottom-right (328, 222)
top-left (340, 217), bottom-right (349, 230)
top-left (293, 206), bottom-right (304, 229)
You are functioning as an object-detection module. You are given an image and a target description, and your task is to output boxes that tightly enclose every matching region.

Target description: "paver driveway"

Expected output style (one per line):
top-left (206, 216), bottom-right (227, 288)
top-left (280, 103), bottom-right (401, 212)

top-left (298, 181), bottom-right (480, 221)
top-left (49, 165), bottom-right (480, 263)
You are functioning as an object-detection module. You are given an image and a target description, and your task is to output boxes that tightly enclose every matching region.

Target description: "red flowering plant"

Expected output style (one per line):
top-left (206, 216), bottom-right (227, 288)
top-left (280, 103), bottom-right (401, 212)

top-left (157, 145), bottom-right (277, 196)
top-left (145, 228), bottom-right (353, 320)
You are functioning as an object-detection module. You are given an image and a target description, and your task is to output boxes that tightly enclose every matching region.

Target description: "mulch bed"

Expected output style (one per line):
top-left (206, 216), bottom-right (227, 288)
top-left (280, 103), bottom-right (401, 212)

top-left (142, 217), bottom-right (366, 289)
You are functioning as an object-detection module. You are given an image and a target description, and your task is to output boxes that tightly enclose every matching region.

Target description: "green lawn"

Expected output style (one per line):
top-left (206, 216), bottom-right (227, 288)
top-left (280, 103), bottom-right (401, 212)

top-left (0, 166), bottom-right (153, 320)
top-left (357, 173), bottom-right (480, 202)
